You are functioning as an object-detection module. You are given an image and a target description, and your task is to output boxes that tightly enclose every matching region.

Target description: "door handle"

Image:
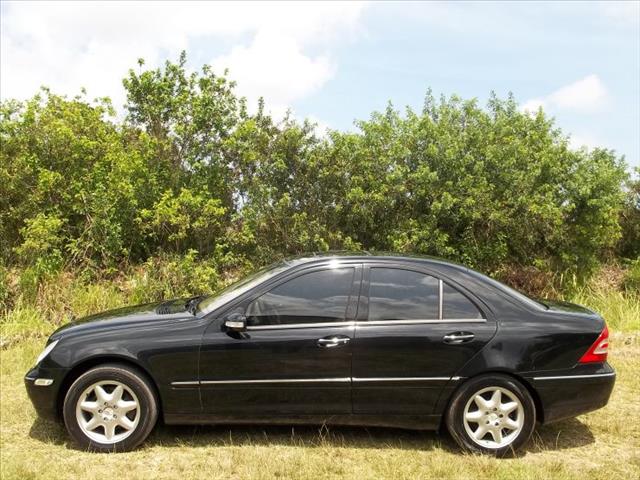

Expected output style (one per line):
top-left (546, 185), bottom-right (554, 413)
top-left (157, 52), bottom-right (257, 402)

top-left (317, 336), bottom-right (351, 348)
top-left (443, 332), bottom-right (475, 344)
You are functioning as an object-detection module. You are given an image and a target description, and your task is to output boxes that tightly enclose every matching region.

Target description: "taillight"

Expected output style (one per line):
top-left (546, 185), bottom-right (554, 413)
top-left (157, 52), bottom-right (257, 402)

top-left (579, 325), bottom-right (609, 363)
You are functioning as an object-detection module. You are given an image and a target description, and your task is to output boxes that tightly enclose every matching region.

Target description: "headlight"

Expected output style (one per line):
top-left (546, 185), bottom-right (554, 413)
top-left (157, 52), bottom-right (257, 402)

top-left (36, 339), bottom-right (59, 365)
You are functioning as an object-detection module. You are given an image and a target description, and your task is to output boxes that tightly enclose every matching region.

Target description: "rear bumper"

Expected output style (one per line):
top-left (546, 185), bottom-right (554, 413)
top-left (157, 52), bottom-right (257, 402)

top-left (24, 366), bottom-right (68, 422)
top-left (529, 363), bottom-right (616, 424)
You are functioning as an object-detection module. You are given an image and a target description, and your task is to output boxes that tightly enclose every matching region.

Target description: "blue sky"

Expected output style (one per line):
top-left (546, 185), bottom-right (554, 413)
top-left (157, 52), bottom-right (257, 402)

top-left (2, 1), bottom-right (639, 169)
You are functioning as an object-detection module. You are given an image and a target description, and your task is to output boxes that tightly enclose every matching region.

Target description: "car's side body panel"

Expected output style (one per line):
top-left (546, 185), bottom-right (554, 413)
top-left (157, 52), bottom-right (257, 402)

top-left (198, 322), bottom-right (355, 415)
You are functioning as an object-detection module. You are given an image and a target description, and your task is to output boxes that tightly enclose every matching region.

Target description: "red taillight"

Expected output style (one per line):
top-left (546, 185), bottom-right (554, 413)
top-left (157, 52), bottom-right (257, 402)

top-left (579, 325), bottom-right (609, 363)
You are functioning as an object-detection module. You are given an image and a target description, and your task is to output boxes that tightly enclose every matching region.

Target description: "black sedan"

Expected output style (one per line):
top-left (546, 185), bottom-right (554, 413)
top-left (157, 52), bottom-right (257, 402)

top-left (25, 254), bottom-right (615, 456)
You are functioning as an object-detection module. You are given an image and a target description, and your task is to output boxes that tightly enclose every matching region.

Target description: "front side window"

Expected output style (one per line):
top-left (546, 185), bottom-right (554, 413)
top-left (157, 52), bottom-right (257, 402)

top-left (368, 268), bottom-right (439, 321)
top-left (246, 268), bottom-right (355, 327)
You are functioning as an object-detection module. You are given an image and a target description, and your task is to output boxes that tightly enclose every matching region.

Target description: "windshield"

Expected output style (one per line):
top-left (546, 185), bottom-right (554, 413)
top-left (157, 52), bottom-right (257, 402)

top-left (196, 261), bottom-right (291, 315)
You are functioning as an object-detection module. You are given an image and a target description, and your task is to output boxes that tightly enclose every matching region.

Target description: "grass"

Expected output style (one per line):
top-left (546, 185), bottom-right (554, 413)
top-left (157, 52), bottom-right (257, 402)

top-left (0, 333), bottom-right (638, 480)
top-left (567, 288), bottom-right (640, 332)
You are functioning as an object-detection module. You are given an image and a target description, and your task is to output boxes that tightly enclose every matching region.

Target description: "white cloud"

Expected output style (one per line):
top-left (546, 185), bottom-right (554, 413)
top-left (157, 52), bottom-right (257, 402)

top-left (599, 1), bottom-right (640, 26)
top-left (521, 74), bottom-right (610, 114)
top-left (305, 115), bottom-right (332, 138)
top-left (0, 1), bottom-right (366, 115)
top-left (520, 98), bottom-right (546, 113)
top-left (568, 133), bottom-right (601, 151)
top-left (212, 31), bottom-right (335, 118)
top-left (547, 75), bottom-right (610, 111)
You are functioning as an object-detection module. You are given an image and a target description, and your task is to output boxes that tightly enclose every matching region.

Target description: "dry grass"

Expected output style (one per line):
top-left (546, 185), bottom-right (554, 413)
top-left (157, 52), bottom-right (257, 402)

top-left (1, 332), bottom-right (638, 480)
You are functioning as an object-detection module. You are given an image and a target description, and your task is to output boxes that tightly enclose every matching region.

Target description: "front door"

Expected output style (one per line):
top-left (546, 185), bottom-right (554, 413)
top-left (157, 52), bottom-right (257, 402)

top-left (352, 264), bottom-right (497, 416)
top-left (199, 264), bottom-right (361, 416)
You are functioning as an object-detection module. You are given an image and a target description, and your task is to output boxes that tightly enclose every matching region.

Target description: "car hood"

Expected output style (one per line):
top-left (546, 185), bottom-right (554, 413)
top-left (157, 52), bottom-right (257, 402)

top-left (50, 297), bottom-right (197, 340)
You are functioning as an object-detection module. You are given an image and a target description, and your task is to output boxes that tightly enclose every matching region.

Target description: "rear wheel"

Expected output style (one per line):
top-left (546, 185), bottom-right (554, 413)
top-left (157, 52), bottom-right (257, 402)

top-left (63, 364), bottom-right (158, 452)
top-left (445, 374), bottom-right (536, 456)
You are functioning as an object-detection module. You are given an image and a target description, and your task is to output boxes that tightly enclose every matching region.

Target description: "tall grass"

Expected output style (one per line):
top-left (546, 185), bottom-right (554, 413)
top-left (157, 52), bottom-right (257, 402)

top-left (568, 288), bottom-right (639, 332)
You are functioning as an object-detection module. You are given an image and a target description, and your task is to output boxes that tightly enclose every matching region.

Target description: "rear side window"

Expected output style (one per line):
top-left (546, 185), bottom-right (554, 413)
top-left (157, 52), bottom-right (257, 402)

top-left (443, 282), bottom-right (483, 319)
top-left (368, 268), bottom-right (439, 321)
top-left (246, 268), bottom-right (354, 327)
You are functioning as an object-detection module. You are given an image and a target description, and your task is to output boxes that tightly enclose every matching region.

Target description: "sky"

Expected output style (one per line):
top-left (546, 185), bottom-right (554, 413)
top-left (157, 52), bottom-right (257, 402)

top-left (1, 1), bottom-right (639, 169)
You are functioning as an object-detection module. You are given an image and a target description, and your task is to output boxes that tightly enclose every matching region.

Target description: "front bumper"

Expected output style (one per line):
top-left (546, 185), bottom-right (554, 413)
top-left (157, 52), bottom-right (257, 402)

top-left (529, 362), bottom-right (616, 424)
top-left (24, 365), bottom-right (68, 422)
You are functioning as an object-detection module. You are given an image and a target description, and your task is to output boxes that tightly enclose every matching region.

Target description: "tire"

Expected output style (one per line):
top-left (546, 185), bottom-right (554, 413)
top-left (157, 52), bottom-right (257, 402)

top-left (63, 363), bottom-right (158, 452)
top-left (445, 374), bottom-right (536, 457)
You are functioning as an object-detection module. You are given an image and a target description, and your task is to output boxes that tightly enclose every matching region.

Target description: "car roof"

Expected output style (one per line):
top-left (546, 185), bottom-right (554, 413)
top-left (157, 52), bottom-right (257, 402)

top-left (283, 251), bottom-right (471, 272)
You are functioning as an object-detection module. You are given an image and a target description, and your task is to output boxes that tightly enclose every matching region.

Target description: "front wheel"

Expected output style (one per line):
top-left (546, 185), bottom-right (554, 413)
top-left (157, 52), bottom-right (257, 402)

top-left (63, 364), bottom-right (158, 452)
top-left (445, 374), bottom-right (536, 457)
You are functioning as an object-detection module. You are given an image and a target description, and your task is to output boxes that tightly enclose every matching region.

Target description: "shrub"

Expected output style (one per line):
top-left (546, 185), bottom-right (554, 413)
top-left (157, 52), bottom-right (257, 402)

top-left (0, 54), bottom-right (630, 282)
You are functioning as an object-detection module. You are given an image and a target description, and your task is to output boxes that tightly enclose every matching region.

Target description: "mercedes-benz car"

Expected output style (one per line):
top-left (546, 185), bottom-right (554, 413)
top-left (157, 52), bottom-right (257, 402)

top-left (25, 253), bottom-right (615, 455)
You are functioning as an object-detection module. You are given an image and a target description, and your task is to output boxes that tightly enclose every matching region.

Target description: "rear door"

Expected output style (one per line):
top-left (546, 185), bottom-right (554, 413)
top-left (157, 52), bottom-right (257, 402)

top-left (352, 263), bottom-right (497, 415)
top-left (199, 264), bottom-right (361, 416)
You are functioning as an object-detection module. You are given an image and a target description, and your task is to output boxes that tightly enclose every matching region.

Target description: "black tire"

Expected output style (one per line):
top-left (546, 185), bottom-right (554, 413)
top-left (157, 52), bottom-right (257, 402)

top-left (63, 363), bottom-right (158, 452)
top-left (445, 374), bottom-right (536, 457)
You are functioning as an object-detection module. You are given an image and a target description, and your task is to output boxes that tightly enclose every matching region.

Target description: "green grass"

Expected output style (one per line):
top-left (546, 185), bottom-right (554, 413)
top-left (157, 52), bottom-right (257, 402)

top-left (1, 333), bottom-right (638, 480)
top-left (567, 288), bottom-right (640, 332)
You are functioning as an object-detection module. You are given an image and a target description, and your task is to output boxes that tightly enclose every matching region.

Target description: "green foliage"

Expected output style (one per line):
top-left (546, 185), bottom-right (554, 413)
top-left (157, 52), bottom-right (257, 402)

top-left (139, 188), bottom-right (227, 253)
top-left (618, 168), bottom-right (640, 260)
top-left (127, 250), bottom-right (221, 303)
top-left (623, 258), bottom-right (640, 292)
top-left (0, 53), bottom-right (631, 282)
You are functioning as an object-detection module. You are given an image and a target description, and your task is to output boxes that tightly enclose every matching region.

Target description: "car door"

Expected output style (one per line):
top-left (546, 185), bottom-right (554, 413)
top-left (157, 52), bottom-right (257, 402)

top-left (199, 264), bottom-right (361, 416)
top-left (352, 263), bottom-right (497, 416)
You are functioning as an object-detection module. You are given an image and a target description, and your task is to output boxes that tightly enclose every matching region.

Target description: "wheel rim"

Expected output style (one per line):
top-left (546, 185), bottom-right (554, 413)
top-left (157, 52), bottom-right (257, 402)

top-left (462, 386), bottom-right (524, 449)
top-left (75, 380), bottom-right (141, 444)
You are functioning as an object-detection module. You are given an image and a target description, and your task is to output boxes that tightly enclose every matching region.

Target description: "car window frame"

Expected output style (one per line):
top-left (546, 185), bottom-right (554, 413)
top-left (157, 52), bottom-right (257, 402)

top-left (211, 262), bottom-right (363, 331)
top-left (359, 262), bottom-right (488, 325)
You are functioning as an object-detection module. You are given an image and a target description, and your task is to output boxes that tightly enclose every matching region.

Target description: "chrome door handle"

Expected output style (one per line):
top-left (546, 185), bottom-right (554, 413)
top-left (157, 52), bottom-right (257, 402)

top-left (443, 332), bottom-right (475, 344)
top-left (317, 336), bottom-right (351, 348)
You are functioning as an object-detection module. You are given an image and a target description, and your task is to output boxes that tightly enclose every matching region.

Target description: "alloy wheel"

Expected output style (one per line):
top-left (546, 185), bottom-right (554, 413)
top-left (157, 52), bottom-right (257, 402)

top-left (75, 380), bottom-right (141, 444)
top-left (462, 386), bottom-right (524, 449)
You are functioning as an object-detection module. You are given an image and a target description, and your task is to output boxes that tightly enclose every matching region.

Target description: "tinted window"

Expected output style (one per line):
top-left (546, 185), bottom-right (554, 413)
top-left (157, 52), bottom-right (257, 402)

top-left (443, 283), bottom-right (483, 319)
top-left (246, 268), bottom-right (354, 327)
top-left (368, 268), bottom-right (439, 321)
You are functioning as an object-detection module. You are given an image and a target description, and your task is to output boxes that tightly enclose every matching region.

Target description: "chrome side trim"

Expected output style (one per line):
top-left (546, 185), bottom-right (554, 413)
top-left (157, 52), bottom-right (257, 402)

top-left (358, 319), bottom-right (486, 326)
top-left (244, 319), bottom-right (485, 331)
top-left (247, 322), bottom-right (355, 331)
top-left (353, 376), bottom-right (456, 382)
top-left (200, 378), bottom-right (351, 385)
top-left (533, 372), bottom-right (616, 381)
top-left (172, 377), bottom-right (464, 386)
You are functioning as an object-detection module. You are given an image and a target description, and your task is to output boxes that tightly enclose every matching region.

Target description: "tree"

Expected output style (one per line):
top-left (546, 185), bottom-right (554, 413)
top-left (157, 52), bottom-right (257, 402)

top-left (0, 53), bottom-right (630, 283)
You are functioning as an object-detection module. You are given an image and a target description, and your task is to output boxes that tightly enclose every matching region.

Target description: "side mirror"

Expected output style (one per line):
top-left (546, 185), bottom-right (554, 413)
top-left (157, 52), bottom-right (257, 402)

top-left (224, 312), bottom-right (247, 331)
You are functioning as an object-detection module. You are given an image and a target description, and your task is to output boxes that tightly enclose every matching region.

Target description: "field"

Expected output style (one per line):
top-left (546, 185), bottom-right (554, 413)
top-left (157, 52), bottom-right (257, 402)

top-left (1, 287), bottom-right (639, 479)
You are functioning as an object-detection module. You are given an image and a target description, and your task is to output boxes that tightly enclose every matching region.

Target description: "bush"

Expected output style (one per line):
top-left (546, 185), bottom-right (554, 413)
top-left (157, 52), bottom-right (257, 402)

top-left (618, 169), bottom-right (640, 260)
top-left (0, 54), bottom-right (630, 282)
